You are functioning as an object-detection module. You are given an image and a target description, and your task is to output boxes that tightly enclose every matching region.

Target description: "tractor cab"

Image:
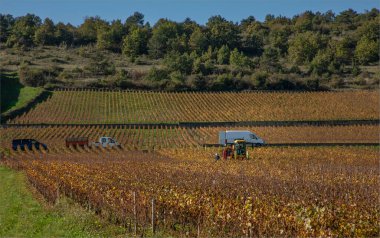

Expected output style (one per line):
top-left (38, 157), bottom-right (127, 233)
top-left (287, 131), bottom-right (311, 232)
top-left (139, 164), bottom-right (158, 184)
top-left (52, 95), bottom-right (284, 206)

top-left (233, 139), bottom-right (248, 160)
top-left (223, 139), bottom-right (249, 160)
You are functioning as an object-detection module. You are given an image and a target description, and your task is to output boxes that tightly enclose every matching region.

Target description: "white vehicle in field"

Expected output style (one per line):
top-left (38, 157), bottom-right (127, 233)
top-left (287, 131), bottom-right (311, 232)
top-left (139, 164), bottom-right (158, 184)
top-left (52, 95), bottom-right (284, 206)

top-left (219, 130), bottom-right (265, 146)
top-left (92, 137), bottom-right (120, 148)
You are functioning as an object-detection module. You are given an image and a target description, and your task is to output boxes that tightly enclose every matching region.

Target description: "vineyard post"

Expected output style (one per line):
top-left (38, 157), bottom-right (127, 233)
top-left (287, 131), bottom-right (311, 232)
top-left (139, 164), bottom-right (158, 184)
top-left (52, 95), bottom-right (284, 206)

top-left (56, 183), bottom-right (59, 204)
top-left (151, 198), bottom-right (155, 235)
top-left (133, 191), bottom-right (137, 237)
top-left (197, 223), bottom-right (200, 237)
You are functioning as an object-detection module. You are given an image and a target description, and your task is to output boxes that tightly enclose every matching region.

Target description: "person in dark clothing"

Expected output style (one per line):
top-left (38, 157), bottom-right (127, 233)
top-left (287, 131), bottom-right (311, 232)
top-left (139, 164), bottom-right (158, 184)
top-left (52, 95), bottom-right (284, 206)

top-left (215, 153), bottom-right (220, 161)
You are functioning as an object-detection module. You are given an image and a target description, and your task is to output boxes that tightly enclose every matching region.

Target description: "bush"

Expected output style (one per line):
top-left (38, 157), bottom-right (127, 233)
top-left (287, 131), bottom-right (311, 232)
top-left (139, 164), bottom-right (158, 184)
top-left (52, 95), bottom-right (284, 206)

top-left (251, 71), bottom-right (268, 89)
top-left (186, 74), bottom-right (207, 90)
top-left (86, 79), bottom-right (107, 88)
top-left (18, 65), bottom-right (62, 87)
top-left (166, 71), bottom-right (185, 90)
top-left (230, 48), bottom-right (251, 69)
top-left (209, 73), bottom-right (235, 91)
top-left (19, 66), bottom-right (45, 87)
top-left (109, 69), bottom-right (136, 89)
top-left (355, 37), bottom-right (379, 65)
top-left (330, 76), bottom-right (345, 88)
top-left (58, 70), bottom-right (73, 80)
top-left (58, 67), bottom-right (84, 81)
top-left (84, 58), bottom-right (116, 76)
top-left (164, 52), bottom-right (193, 75)
top-left (266, 74), bottom-right (307, 90)
top-left (144, 67), bottom-right (169, 82)
top-left (288, 65), bottom-right (301, 74)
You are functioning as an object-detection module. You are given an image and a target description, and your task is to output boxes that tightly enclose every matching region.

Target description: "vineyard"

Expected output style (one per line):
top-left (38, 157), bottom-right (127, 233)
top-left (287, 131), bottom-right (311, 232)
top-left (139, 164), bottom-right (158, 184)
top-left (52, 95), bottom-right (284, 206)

top-left (1, 88), bottom-right (379, 237)
top-left (2, 146), bottom-right (379, 237)
top-left (8, 90), bottom-right (379, 124)
top-left (1, 124), bottom-right (379, 152)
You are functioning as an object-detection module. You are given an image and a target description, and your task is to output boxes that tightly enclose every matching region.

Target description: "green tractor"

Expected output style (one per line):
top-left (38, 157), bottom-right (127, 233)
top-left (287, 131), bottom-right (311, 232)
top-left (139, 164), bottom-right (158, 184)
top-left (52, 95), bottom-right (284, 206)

top-left (223, 139), bottom-right (249, 160)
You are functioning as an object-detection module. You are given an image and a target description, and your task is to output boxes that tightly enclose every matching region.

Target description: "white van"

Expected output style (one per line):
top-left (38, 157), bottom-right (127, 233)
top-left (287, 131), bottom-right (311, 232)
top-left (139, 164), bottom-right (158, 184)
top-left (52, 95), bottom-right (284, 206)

top-left (218, 130), bottom-right (265, 146)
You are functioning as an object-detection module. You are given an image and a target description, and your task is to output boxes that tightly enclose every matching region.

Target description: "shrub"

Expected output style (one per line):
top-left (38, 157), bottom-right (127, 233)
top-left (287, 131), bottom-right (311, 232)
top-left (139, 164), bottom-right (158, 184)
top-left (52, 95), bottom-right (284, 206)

top-left (330, 76), bottom-right (345, 88)
top-left (265, 74), bottom-right (307, 90)
top-left (186, 74), bottom-right (207, 90)
top-left (164, 52), bottom-right (193, 75)
top-left (19, 66), bottom-right (46, 87)
top-left (165, 71), bottom-right (185, 90)
top-left (144, 67), bottom-right (169, 82)
top-left (84, 57), bottom-right (116, 76)
top-left (112, 69), bottom-right (137, 89)
top-left (251, 71), bottom-right (268, 89)
top-left (210, 73), bottom-right (235, 91)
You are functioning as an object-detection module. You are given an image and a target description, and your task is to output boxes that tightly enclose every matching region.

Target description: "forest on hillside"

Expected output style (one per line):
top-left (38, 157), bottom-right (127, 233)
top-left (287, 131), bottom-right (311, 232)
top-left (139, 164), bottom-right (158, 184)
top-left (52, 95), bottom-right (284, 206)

top-left (0, 8), bottom-right (379, 91)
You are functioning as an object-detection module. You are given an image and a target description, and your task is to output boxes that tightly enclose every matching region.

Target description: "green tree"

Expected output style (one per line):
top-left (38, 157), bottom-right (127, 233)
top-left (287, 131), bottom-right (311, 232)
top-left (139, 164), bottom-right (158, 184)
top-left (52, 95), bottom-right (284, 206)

top-left (96, 20), bottom-right (126, 51)
top-left (108, 19), bottom-right (127, 51)
top-left (54, 22), bottom-right (74, 45)
top-left (260, 47), bottom-right (281, 72)
top-left (201, 46), bottom-right (216, 62)
top-left (206, 15), bottom-right (239, 49)
top-left (122, 27), bottom-right (149, 60)
top-left (7, 14), bottom-right (41, 47)
top-left (355, 37), bottom-right (379, 65)
top-left (333, 37), bottom-right (355, 65)
top-left (181, 18), bottom-right (199, 38)
top-left (96, 25), bottom-right (112, 50)
top-left (148, 20), bottom-right (179, 58)
top-left (310, 49), bottom-right (332, 75)
top-left (168, 71), bottom-right (185, 90)
top-left (355, 20), bottom-right (380, 42)
top-left (0, 14), bottom-right (14, 43)
top-left (189, 27), bottom-right (208, 53)
top-left (288, 32), bottom-right (324, 64)
top-left (294, 11), bottom-right (314, 32)
top-left (217, 45), bottom-right (230, 64)
top-left (240, 22), bottom-right (265, 55)
top-left (34, 18), bottom-right (56, 45)
top-left (168, 33), bottom-right (187, 53)
top-left (125, 12), bottom-right (145, 30)
top-left (164, 52), bottom-right (193, 75)
top-left (230, 48), bottom-right (250, 69)
top-left (192, 57), bottom-right (203, 74)
top-left (77, 16), bottom-right (108, 45)
top-left (268, 27), bottom-right (291, 55)
top-left (335, 9), bottom-right (358, 31)
top-left (240, 16), bottom-right (256, 30)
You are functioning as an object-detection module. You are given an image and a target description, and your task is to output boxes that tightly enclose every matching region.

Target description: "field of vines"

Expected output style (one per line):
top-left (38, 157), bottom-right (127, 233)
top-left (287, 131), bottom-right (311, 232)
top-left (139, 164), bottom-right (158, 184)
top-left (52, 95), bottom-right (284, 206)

top-left (2, 146), bottom-right (379, 237)
top-left (9, 90), bottom-right (379, 124)
top-left (2, 88), bottom-right (379, 237)
top-left (1, 124), bottom-right (378, 152)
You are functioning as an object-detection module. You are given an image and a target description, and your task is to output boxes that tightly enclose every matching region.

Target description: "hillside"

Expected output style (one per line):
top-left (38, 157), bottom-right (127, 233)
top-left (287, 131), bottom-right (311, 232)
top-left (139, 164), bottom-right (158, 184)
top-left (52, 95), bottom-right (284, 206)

top-left (1, 9), bottom-right (379, 91)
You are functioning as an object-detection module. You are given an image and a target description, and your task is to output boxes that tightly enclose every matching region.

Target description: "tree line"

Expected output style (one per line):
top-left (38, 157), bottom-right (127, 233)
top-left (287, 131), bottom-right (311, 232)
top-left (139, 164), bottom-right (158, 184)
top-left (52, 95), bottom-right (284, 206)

top-left (1, 9), bottom-right (379, 90)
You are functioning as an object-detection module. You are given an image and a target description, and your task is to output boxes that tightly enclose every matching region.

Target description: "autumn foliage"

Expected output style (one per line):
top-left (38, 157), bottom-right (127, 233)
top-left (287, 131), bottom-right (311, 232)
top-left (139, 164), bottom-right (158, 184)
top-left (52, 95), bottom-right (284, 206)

top-left (2, 146), bottom-right (379, 237)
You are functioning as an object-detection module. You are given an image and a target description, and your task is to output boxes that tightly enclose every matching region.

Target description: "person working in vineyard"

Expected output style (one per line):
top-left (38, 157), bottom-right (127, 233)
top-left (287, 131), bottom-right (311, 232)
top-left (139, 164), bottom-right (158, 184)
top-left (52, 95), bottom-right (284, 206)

top-left (223, 145), bottom-right (232, 160)
top-left (215, 153), bottom-right (220, 161)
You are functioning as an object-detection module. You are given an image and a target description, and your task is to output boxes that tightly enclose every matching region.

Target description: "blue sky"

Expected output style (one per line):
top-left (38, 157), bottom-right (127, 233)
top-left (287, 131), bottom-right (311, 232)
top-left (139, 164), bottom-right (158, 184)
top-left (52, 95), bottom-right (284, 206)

top-left (1, 0), bottom-right (379, 26)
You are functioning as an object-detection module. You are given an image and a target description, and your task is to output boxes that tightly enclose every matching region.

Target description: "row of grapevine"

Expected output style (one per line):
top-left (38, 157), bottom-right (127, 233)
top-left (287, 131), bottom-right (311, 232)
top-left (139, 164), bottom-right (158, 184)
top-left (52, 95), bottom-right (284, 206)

top-left (1, 124), bottom-right (378, 152)
top-left (9, 90), bottom-right (379, 124)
